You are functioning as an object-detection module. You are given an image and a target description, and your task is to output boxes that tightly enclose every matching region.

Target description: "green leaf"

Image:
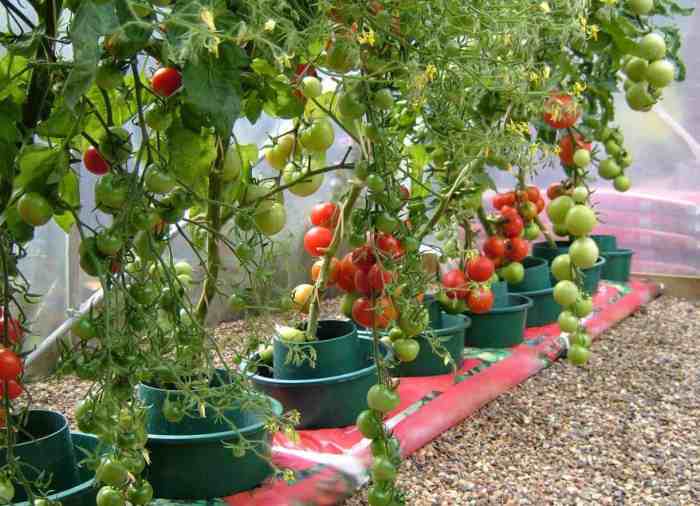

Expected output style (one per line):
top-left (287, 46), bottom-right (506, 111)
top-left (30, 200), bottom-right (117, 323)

top-left (53, 212), bottom-right (76, 233)
top-left (182, 44), bottom-right (249, 137)
top-left (166, 121), bottom-right (217, 187)
top-left (243, 92), bottom-right (263, 124)
top-left (472, 171), bottom-right (497, 192)
top-left (15, 146), bottom-right (61, 189)
top-left (36, 103), bottom-right (81, 138)
top-left (59, 171), bottom-right (81, 208)
top-left (250, 58), bottom-right (277, 77)
top-left (0, 55), bottom-right (29, 103)
top-left (63, 2), bottom-right (118, 108)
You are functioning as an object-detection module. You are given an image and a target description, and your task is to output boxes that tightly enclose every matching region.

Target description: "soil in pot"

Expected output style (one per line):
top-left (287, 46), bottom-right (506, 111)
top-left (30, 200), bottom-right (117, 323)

top-left (273, 319), bottom-right (362, 380)
top-left (602, 249), bottom-right (634, 282)
top-left (248, 336), bottom-right (388, 429)
top-left (507, 257), bottom-right (551, 292)
top-left (464, 294), bottom-right (533, 348)
top-left (0, 410), bottom-right (79, 502)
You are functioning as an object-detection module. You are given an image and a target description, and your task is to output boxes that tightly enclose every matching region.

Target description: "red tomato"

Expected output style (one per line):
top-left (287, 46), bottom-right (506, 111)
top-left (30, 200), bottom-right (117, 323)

top-left (442, 268), bottom-right (468, 300)
top-left (0, 380), bottom-right (23, 400)
top-left (466, 256), bottom-right (495, 282)
top-left (375, 296), bottom-right (398, 328)
top-left (368, 264), bottom-right (392, 292)
top-left (535, 198), bottom-right (545, 214)
top-left (543, 93), bottom-right (580, 129)
top-left (0, 311), bottom-right (23, 345)
top-left (0, 349), bottom-right (22, 381)
top-left (558, 134), bottom-right (592, 166)
top-left (467, 287), bottom-right (494, 314)
top-left (310, 258), bottom-right (339, 284)
top-left (110, 260), bottom-right (122, 274)
top-left (501, 212), bottom-right (524, 238)
top-left (547, 183), bottom-right (563, 200)
top-left (500, 206), bottom-right (519, 219)
top-left (151, 67), bottom-right (182, 97)
top-left (526, 186), bottom-right (540, 202)
top-left (375, 233), bottom-right (403, 258)
top-left (83, 147), bottom-right (110, 175)
top-left (351, 297), bottom-right (395, 329)
top-left (310, 202), bottom-right (340, 229)
top-left (492, 192), bottom-right (516, 209)
top-left (304, 226), bottom-right (333, 257)
top-left (351, 245), bottom-right (376, 272)
top-left (351, 297), bottom-right (374, 327)
top-left (336, 253), bottom-right (357, 292)
top-left (483, 236), bottom-right (506, 259)
top-left (516, 189), bottom-right (530, 203)
top-left (505, 237), bottom-right (529, 262)
top-left (354, 269), bottom-right (372, 296)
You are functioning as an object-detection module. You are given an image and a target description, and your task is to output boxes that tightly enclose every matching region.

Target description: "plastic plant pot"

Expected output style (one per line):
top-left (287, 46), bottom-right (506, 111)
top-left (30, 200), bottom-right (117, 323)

top-left (463, 294), bottom-right (533, 348)
top-left (143, 397), bottom-right (282, 500)
top-left (358, 313), bottom-right (470, 377)
top-left (273, 320), bottom-right (362, 380)
top-left (602, 249), bottom-right (634, 282)
top-left (507, 257), bottom-right (551, 292)
top-left (248, 337), bottom-right (388, 429)
top-left (17, 432), bottom-right (100, 506)
top-left (423, 294), bottom-right (443, 328)
top-left (516, 287), bottom-right (562, 327)
top-left (531, 240), bottom-right (571, 263)
top-left (491, 280), bottom-right (509, 308)
top-left (581, 256), bottom-right (607, 294)
top-left (591, 234), bottom-right (618, 253)
top-left (0, 410), bottom-right (79, 502)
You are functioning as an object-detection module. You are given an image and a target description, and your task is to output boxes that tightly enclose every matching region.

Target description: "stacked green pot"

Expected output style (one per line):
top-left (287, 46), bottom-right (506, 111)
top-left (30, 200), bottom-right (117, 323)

top-left (249, 320), bottom-right (385, 429)
top-left (532, 240), bottom-right (607, 294)
top-left (592, 234), bottom-right (634, 282)
top-left (507, 257), bottom-right (562, 328)
top-left (463, 294), bottom-right (533, 347)
top-left (138, 370), bottom-right (281, 499)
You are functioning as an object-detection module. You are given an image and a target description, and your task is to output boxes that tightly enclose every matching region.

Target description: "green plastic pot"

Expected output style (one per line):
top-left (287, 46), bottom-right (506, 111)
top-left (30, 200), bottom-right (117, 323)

top-left (516, 287), bottom-right (562, 327)
top-left (423, 294), bottom-right (443, 328)
top-left (358, 313), bottom-right (470, 377)
top-left (491, 280), bottom-right (509, 308)
top-left (463, 294), bottom-right (533, 348)
top-left (508, 257), bottom-right (551, 292)
top-left (0, 410), bottom-right (79, 502)
top-left (248, 337), bottom-right (387, 429)
top-left (273, 320), bottom-right (362, 380)
top-left (591, 234), bottom-right (617, 253)
top-left (581, 256), bottom-right (606, 294)
top-left (17, 433), bottom-right (100, 506)
top-left (531, 240), bottom-right (571, 263)
top-left (602, 249), bottom-right (634, 282)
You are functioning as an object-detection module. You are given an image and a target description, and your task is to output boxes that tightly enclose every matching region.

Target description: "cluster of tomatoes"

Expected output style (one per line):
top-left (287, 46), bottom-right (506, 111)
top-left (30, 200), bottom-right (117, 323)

top-left (439, 255), bottom-right (495, 314)
top-left (0, 310), bottom-right (25, 404)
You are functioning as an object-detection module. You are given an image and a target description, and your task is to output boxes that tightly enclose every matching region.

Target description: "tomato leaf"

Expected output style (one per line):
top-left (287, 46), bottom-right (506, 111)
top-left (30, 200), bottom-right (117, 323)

top-left (182, 44), bottom-right (248, 137)
top-left (36, 102), bottom-right (81, 139)
top-left (59, 171), bottom-right (81, 208)
top-left (53, 212), bottom-right (76, 234)
top-left (15, 145), bottom-right (64, 190)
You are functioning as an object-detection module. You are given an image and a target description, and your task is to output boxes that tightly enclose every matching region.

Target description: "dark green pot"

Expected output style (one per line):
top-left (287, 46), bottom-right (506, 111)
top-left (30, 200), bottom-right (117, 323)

top-left (602, 249), bottom-right (634, 282)
top-left (591, 234), bottom-right (617, 253)
top-left (359, 313), bottom-right (470, 377)
top-left (516, 287), bottom-right (562, 327)
top-left (582, 256), bottom-right (607, 294)
top-left (17, 433), bottom-right (100, 506)
top-left (508, 257), bottom-right (551, 292)
top-left (273, 320), bottom-right (361, 380)
top-left (491, 280), bottom-right (509, 308)
top-left (249, 337), bottom-right (387, 429)
top-left (464, 294), bottom-right (533, 348)
top-left (0, 410), bottom-right (79, 502)
top-left (424, 294), bottom-right (443, 328)
top-left (531, 241), bottom-right (571, 263)
top-left (142, 395), bottom-right (282, 499)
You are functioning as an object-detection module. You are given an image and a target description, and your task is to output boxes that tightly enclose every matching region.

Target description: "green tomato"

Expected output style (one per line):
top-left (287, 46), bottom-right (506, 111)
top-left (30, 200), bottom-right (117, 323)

top-left (341, 293), bottom-right (359, 318)
top-left (300, 76), bottom-right (323, 99)
top-left (145, 105), bottom-right (173, 132)
top-left (325, 40), bottom-right (358, 73)
top-left (569, 237), bottom-right (599, 269)
top-left (99, 126), bottom-right (133, 164)
top-left (628, 0), bottom-right (654, 14)
top-left (551, 254), bottom-right (573, 281)
top-left (373, 89), bottom-right (395, 110)
top-left (571, 186), bottom-right (588, 204)
top-left (96, 486), bottom-right (125, 506)
top-left (97, 458), bottom-right (128, 487)
top-left (222, 146), bottom-right (244, 182)
top-left (367, 384), bottom-right (400, 413)
top-left (356, 409), bottom-right (383, 439)
top-left (145, 166), bottom-right (177, 193)
top-left (572, 332), bottom-right (592, 349)
top-left (547, 195), bottom-right (575, 224)
top-left (573, 297), bottom-right (594, 317)
top-left (618, 151), bottom-right (633, 169)
top-left (337, 92), bottom-right (366, 119)
top-left (524, 222), bottom-right (540, 241)
top-left (639, 33), bottom-right (666, 60)
top-left (0, 478), bottom-right (14, 504)
top-left (553, 222), bottom-right (569, 237)
top-left (367, 486), bottom-right (393, 506)
top-left (605, 140), bottom-right (621, 157)
top-left (375, 212), bottom-right (399, 234)
top-left (573, 149), bottom-right (591, 168)
top-left (72, 317), bottom-right (97, 341)
top-left (299, 119), bottom-right (335, 152)
top-left (393, 338), bottom-right (420, 362)
top-left (598, 159), bottom-right (621, 180)
top-left (568, 344), bottom-right (590, 366)
top-left (174, 261), bottom-right (193, 277)
top-left (95, 174), bottom-right (129, 211)
top-left (626, 82), bottom-right (655, 112)
top-left (96, 231), bottom-right (123, 256)
top-left (623, 57), bottom-right (648, 82)
top-left (501, 262), bottom-right (525, 284)
top-left (366, 174), bottom-right (386, 192)
top-left (558, 310), bottom-right (579, 333)
top-left (254, 202), bottom-right (287, 236)
top-left (96, 62), bottom-right (123, 90)
top-left (130, 283), bottom-right (158, 305)
top-left (127, 481), bottom-right (154, 505)
top-left (614, 175), bottom-right (631, 192)
top-left (17, 192), bottom-right (53, 227)
top-left (565, 205), bottom-right (597, 237)
top-left (282, 165), bottom-right (324, 197)
top-left (133, 230), bottom-right (166, 262)
top-left (645, 59), bottom-right (674, 88)
top-left (553, 280), bottom-right (579, 307)
top-left (371, 456), bottom-right (397, 482)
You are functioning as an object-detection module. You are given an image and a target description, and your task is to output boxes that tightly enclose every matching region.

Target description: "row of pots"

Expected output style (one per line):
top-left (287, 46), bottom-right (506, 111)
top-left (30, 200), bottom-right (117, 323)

top-left (7, 236), bottom-right (633, 502)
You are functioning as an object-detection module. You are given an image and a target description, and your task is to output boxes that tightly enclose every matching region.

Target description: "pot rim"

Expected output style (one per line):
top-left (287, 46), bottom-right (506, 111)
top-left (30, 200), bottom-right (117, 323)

top-left (465, 293), bottom-right (534, 315)
top-left (359, 313), bottom-right (471, 338)
top-left (1, 409), bottom-right (70, 450)
top-left (602, 248), bottom-right (634, 257)
top-left (275, 319), bottom-right (357, 348)
top-left (515, 286), bottom-right (555, 297)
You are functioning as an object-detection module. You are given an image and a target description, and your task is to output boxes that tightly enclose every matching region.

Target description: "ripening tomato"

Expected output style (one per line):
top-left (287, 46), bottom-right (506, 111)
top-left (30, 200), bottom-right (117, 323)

top-left (466, 256), bottom-right (495, 282)
top-left (375, 233), bottom-right (403, 258)
top-left (467, 287), bottom-right (494, 314)
top-left (559, 134), bottom-right (592, 167)
top-left (352, 245), bottom-right (376, 272)
top-left (0, 380), bottom-right (23, 400)
top-left (547, 183), bottom-right (563, 200)
top-left (336, 253), bottom-right (358, 292)
top-left (535, 198), bottom-right (545, 214)
top-left (543, 93), bottom-right (580, 129)
top-left (83, 146), bottom-right (110, 175)
top-left (310, 202), bottom-right (340, 229)
top-left (304, 226), bottom-right (333, 257)
top-left (368, 264), bottom-right (392, 292)
top-left (501, 212), bottom-right (524, 238)
top-left (310, 258), bottom-right (339, 285)
top-left (352, 297), bottom-right (396, 328)
top-left (492, 192), bottom-right (516, 210)
top-left (505, 237), bottom-right (529, 262)
top-left (151, 67), bottom-right (182, 97)
top-left (483, 236), bottom-right (506, 259)
top-left (354, 269), bottom-right (372, 296)
top-left (442, 268), bottom-right (468, 300)
top-left (0, 311), bottom-right (23, 345)
top-left (526, 186), bottom-right (541, 203)
top-left (0, 349), bottom-right (22, 381)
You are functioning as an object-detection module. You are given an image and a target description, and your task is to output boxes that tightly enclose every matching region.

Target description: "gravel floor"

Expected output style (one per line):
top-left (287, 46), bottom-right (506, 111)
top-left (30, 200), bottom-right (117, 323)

top-left (345, 295), bottom-right (700, 506)
top-left (27, 295), bottom-right (700, 505)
